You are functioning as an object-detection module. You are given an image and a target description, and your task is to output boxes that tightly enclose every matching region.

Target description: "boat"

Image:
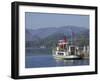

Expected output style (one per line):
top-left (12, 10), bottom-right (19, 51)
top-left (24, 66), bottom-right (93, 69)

top-left (52, 36), bottom-right (82, 60)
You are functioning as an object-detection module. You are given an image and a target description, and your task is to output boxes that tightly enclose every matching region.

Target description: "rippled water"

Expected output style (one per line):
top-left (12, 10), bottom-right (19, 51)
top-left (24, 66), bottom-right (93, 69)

top-left (25, 54), bottom-right (89, 68)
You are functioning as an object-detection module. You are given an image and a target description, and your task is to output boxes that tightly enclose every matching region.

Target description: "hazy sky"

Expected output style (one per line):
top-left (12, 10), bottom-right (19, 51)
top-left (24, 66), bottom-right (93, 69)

top-left (25, 12), bottom-right (89, 29)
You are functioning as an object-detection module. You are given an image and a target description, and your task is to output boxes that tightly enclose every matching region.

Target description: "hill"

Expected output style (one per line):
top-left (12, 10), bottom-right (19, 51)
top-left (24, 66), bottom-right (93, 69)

top-left (25, 26), bottom-right (89, 48)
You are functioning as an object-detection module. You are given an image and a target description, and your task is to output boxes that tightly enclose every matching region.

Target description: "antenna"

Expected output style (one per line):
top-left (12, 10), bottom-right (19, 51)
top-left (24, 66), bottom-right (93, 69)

top-left (70, 28), bottom-right (75, 45)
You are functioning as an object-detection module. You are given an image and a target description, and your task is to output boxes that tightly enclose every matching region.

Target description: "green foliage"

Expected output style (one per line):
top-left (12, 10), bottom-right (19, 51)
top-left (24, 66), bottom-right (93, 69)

top-left (26, 31), bottom-right (89, 48)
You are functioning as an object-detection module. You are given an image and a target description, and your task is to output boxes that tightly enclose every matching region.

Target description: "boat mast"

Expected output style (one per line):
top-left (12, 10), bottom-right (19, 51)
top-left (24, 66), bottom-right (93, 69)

top-left (70, 28), bottom-right (73, 45)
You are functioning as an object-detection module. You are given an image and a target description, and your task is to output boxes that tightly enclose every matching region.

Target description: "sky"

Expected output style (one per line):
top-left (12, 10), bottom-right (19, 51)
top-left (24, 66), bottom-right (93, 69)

top-left (25, 12), bottom-right (89, 29)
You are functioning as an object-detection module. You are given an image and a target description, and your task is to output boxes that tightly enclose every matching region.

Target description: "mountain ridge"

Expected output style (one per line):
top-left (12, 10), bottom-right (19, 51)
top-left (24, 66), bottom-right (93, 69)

top-left (25, 26), bottom-right (89, 48)
top-left (26, 26), bottom-right (89, 41)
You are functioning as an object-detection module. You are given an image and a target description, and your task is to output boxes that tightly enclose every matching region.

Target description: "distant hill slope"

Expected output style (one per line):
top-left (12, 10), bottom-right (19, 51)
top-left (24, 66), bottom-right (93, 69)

top-left (25, 26), bottom-right (89, 47)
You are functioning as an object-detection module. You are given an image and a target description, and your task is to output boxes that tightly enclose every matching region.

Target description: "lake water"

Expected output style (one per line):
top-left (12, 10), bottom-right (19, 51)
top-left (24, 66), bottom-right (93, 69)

top-left (25, 48), bottom-right (89, 68)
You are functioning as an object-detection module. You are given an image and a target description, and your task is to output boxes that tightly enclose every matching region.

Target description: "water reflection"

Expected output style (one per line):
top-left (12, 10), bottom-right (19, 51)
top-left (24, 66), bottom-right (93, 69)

top-left (54, 58), bottom-right (89, 67)
top-left (55, 59), bottom-right (74, 66)
top-left (25, 55), bottom-right (89, 68)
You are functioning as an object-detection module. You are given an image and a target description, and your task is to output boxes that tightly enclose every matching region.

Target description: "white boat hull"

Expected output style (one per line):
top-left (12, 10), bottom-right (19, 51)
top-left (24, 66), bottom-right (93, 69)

top-left (53, 55), bottom-right (81, 60)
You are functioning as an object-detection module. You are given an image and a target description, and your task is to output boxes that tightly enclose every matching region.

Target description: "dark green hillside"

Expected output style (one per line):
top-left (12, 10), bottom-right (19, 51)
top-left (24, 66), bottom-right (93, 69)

top-left (26, 31), bottom-right (89, 48)
top-left (25, 26), bottom-right (89, 48)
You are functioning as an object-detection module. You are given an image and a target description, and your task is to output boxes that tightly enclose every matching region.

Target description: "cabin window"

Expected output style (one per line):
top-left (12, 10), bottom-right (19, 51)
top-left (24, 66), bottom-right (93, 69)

top-left (70, 47), bottom-right (75, 55)
top-left (58, 53), bottom-right (64, 55)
